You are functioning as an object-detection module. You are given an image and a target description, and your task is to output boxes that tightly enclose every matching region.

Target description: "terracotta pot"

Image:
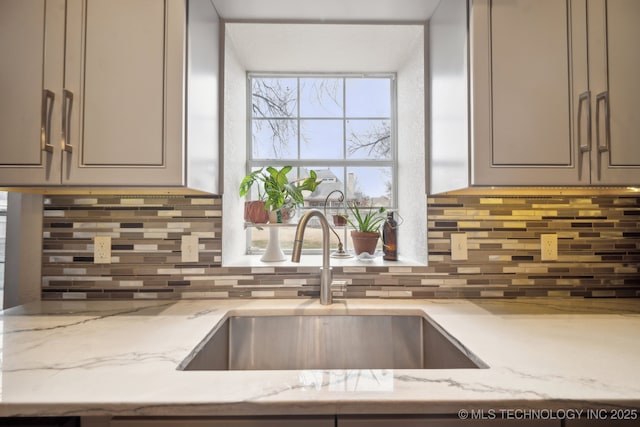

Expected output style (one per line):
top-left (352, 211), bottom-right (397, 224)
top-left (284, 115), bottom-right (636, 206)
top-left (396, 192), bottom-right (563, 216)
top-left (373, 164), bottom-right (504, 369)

top-left (269, 207), bottom-right (294, 224)
top-left (350, 231), bottom-right (380, 255)
top-left (332, 214), bottom-right (347, 226)
top-left (244, 201), bottom-right (269, 224)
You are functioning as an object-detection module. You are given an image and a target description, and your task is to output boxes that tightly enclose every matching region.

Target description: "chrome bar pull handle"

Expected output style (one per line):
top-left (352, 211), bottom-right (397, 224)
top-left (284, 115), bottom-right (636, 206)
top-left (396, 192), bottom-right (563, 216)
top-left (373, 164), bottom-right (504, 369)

top-left (595, 91), bottom-right (610, 181)
top-left (61, 89), bottom-right (74, 153)
top-left (577, 91), bottom-right (591, 181)
top-left (40, 89), bottom-right (55, 153)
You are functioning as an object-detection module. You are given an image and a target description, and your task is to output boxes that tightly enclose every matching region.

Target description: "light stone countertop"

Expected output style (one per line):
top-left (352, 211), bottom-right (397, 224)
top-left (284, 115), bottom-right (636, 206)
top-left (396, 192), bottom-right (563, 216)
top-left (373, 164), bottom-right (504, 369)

top-left (1, 298), bottom-right (639, 417)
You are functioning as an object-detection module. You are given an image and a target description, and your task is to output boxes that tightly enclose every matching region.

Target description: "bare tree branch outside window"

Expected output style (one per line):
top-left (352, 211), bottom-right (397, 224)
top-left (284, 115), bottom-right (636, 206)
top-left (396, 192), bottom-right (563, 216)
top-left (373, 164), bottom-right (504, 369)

top-left (251, 77), bottom-right (391, 160)
top-left (252, 79), bottom-right (297, 158)
top-left (347, 120), bottom-right (391, 159)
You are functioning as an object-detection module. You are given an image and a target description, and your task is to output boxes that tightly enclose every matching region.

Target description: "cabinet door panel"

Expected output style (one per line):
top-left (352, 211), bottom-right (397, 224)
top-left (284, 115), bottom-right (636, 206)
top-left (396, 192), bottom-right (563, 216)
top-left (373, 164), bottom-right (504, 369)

top-left (338, 415), bottom-right (559, 426)
top-left (63, 0), bottom-right (184, 186)
top-left (589, 0), bottom-right (640, 184)
top-left (608, 0), bottom-right (640, 165)
top-left (110, 416), bottom-right (334, 427)
top-left (82, 0), bottom-right (164, 166)
top-left (471, 0), bottom-right (589, 185)
top-left (0, 0), bottom-right (64, 185)
top-left (607, 0), bottom-right (640, 165)
top-left (566, 418), bottom-right (639, 427)
top-left (491, 0), bottom-right (571, 166)
top-left (0, 0), bottom-right (45, 165)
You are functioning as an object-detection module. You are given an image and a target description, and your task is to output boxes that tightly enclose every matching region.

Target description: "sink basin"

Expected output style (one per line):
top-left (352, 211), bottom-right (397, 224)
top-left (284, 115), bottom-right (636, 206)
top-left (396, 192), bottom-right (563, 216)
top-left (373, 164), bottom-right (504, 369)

top-left (178, 314), bottom-right (487, 370)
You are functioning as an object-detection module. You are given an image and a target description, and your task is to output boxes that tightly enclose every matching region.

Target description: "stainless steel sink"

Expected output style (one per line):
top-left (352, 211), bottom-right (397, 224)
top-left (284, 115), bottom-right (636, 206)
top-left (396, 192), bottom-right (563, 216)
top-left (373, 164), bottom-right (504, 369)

top-left (178, 314), bottom-right (487, 370)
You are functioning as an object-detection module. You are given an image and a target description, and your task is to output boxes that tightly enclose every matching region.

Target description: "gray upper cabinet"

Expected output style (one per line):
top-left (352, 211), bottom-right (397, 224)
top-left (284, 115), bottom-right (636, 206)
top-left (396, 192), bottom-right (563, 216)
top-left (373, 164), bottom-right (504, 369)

top-left (470, 0), bottom-right (640, 186)
top-left (63, 0), bottom-right (182, 186)
top-left (0, 0), bottom-right (220, 192)
top-left (0, 0), bottom-right (64, 185)
top-left (587, 0), bottom-right (640, 184)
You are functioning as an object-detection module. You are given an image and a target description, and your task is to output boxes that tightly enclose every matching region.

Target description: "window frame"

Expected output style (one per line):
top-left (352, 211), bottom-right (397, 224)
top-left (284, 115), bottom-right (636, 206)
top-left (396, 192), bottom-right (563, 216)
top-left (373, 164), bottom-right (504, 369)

top-left (245, 72), bottom-right (399, 255)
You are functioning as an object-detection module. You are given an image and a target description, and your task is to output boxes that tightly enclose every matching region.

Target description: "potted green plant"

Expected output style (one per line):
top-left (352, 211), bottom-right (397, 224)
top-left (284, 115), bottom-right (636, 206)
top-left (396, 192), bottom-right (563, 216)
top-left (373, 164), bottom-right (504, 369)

top-left (239, 166), bottom-right (321, 223)
top-left (239, 169), bottom-right (270, 224)
top-left (345, 202), bottom-right (386, 255)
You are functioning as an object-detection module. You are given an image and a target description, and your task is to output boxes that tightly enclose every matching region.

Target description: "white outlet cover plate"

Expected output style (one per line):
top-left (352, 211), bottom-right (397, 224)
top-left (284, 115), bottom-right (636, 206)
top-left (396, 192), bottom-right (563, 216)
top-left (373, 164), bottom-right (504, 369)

top-left (451, 233), bottom-right (468, 261)
top-left (181, 235), bottom-right (199, 263)
top-left (541, 234), bottom-right (558, 261)
top-left (94, 236), bottom-right (112, 264)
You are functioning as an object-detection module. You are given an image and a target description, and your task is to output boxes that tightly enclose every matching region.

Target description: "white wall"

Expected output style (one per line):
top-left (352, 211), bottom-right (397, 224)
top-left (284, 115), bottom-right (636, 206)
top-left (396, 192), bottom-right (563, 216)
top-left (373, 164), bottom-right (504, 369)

top-left (0, 192), bottom-right (6, 300)
top-left (4, 193), bottom-right (42, 309)
top-left (186, 0), bottom-right (220, 193)
top-left (429, 0), bottom-right (469, 194)
top-left (397, 29), bottom-right (427, 263)
top-left (222, 32), bottom-right (249, 263)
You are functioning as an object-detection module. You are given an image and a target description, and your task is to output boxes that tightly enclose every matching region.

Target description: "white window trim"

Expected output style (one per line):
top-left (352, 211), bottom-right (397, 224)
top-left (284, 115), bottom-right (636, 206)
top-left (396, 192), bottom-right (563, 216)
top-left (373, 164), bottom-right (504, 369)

top-left (245, 73), bottom-right (398, 256)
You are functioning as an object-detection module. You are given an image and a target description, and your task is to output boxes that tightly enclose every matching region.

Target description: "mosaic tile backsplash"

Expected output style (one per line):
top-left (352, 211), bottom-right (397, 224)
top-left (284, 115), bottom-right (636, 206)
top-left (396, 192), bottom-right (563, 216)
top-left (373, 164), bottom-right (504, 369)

top-left (41, 194), bottom-right (640, 300)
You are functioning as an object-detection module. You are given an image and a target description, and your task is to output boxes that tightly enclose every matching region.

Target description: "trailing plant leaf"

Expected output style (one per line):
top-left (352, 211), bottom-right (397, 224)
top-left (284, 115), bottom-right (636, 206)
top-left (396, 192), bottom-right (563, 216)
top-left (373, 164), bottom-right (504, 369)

top-left (239, 168), bottom-right (265, 200)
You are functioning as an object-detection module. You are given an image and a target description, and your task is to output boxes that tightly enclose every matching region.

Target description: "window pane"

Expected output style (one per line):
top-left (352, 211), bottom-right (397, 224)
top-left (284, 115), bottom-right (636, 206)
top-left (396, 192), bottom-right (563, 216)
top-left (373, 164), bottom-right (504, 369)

top-left (346, 119), bottom-right (391, 160)
top-left (304, 166), bottom-right (345, 209)
top-left (346, 167), bottom-right (393, 207)
top-left (249, 224), bottom-right (343, 253)
top-left (251, 78), bottom-right (297, 118)
top-left (300, 120), bottom-right (343, 159)
top-left (346, 78), bottom-right (391, 117)
top-left (247, 75), bottom-right (395, 256)
top-left (252, 119), bottom-right (298, 159)
top-left (300, 78), bottom-right (343, 118)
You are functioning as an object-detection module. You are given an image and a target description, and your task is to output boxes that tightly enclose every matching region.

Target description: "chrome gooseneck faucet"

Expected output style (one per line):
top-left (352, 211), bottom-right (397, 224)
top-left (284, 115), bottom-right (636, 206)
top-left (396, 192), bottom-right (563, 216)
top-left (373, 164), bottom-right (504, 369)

top-left (291, 209), bottom-right (333, 305)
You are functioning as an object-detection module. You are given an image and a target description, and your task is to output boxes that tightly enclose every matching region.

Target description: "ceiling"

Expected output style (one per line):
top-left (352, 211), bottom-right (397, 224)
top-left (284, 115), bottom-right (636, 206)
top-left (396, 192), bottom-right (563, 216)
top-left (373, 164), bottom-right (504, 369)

top-left (210, 0), bottom-right (442, 22)
top-left (226, 23), bottom-right (424, 72)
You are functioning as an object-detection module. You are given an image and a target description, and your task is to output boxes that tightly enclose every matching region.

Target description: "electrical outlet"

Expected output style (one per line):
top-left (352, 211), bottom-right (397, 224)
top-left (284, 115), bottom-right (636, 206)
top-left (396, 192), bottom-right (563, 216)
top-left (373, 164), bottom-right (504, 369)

top-left (94, 236), bottom-right (111, 264)
top-left (181, 235), bottom-right (199, 263)
top-left (541, 234), bottom-right (558, 261)
top-left (451, 233), bottom-right (468, 261)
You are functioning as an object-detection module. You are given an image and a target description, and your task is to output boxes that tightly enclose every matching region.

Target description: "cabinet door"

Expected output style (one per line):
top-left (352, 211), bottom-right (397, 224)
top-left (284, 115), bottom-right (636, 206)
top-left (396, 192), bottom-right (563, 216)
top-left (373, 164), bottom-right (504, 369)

top-left (0, 0), bottom-right (64, 185)
top-left (471, 0), bottom-right (589, 185)
top-left (566, 418), bottom-right (639, 427)
top-left (587, 0), bottom-right (640, 185)
top-left (110, 416), bottom-right (334, 427)
top-left (338, 415), bottom-right (559, 426)
top-left (62, 0), bottom-right (184, 186)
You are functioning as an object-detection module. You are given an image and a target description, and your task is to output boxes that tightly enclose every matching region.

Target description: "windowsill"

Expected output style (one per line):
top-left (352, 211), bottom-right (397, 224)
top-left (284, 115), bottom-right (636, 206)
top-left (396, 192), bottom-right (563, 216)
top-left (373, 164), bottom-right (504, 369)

top-left (223, 254), bottom-right (425, 268)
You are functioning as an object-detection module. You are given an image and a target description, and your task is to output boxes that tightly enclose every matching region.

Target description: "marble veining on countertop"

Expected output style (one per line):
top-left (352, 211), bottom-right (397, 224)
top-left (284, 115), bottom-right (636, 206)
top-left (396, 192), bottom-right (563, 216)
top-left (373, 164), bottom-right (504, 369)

top-left (1, 298), bottom-right (640, 417)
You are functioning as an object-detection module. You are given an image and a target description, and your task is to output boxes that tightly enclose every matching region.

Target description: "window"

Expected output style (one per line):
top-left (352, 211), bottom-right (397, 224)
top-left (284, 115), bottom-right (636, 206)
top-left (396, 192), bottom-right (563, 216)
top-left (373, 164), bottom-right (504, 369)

top-left (246, 74), bottom-right (397, 254)
top-left (223, 23), bottom-right (426, 265)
